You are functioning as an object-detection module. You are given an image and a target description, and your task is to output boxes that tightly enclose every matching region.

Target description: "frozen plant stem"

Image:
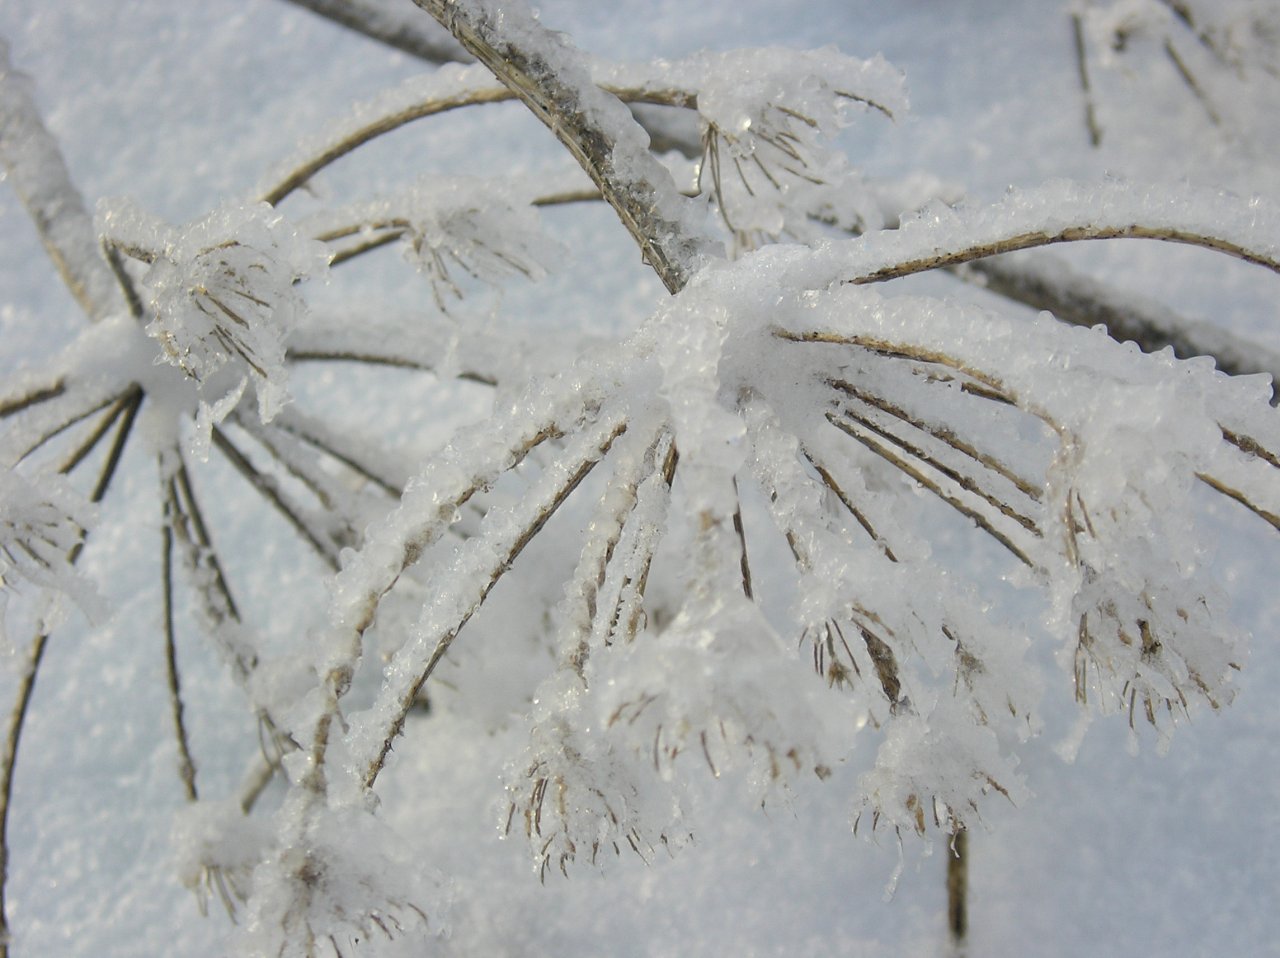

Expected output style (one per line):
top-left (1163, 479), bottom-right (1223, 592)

top-left (851, 224), bottom-right (1280, 285)
top-left (1071, 13), bottom-right (1103, 147)
top-left (954, 256), bottom-right (1280, 396)
top-left (947, 827), bottom-right (968, 949)
top-left (409, 0), bottom-right (718, 294)
top-left (161, 466), bottom-right (199, 804)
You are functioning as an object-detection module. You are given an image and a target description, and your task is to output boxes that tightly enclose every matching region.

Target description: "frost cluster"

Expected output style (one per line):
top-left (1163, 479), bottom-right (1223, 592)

top-left (309, 176), bottom-right (563, 311)
top-left (100, 199), bottom-right (328, 448)
top-left (0, 470), bottom-right (98, 649)
top-left (687, 47), bottom-right (905, 244)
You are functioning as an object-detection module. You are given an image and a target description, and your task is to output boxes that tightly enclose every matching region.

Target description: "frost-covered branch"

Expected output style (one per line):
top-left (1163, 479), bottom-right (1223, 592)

top-left (354, 409), bottom-right (630, 790)
top-left (412, 0), bottom-right (719, 293)
top-left (0, 40), bottom-right (121, 321)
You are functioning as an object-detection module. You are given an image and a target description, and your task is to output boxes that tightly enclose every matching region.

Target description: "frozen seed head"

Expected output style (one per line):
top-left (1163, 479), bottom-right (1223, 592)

top-left (142, 203), bottom-right (327, 423)
top-left (396, 177), bottom-right (561, 310)
top-left (0, 473), bottom-right (85, 593)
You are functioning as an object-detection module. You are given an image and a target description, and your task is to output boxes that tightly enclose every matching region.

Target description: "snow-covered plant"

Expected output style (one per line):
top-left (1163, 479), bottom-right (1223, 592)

top-left (3, 2), bottom-right (1280, 956)
top-left (109, 200), bottom-right (328, 437)
top-left (0, 470), bottom-right (97, 647)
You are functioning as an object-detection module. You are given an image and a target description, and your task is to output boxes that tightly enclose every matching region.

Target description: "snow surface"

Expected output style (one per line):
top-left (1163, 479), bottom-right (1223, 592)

top-left (2, 1), bottom-right (1280, 956)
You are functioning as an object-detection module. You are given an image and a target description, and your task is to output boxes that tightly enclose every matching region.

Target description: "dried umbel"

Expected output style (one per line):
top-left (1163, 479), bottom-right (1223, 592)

top-left (0, 471), bottom-right (97, 645)
top-left (140, 203), bottom-right (328, 426)
top-left (94, 198), bottom-right (329, 446)
top-left (0, 472), bottom-right (84, 593)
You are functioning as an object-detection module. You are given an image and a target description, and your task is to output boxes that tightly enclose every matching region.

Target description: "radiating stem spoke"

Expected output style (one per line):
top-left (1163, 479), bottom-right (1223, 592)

top-left (827, 411), bottom-right (1036, 567)
top-left (210, 425), bottom-right (342, 571)
top-left (161, 479), bottom-right (199, 803)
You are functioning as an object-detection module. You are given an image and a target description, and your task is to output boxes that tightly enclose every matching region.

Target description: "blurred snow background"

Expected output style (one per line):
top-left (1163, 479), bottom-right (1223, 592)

top-left (1, 1), bottom-right (1278, 955)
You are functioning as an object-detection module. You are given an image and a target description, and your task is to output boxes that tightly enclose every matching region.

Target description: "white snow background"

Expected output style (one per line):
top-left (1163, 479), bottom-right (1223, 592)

top-left (1, 1), bottom-right (1278, 956)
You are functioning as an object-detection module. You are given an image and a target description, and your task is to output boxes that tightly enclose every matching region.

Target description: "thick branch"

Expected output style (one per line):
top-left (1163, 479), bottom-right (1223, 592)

top-left (410, 0), bottom-right (719, 293)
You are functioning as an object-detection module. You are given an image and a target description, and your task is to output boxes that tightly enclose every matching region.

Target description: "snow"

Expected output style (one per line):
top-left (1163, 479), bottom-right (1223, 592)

top-left (2, 0), bottom-right (1280, 956)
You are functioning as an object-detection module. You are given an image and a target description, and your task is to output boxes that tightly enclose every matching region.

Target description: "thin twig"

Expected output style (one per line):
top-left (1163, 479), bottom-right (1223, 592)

top-left (607, 437), bottom-right (679, 644)
top-left (947, 826), bottom-right (969, 949)
top-left (1163, 40), bottom-right (1222, 126)
top-left (13, 390), bottom-right (126, 467)
top-left (828, 378), bottom-right (1042, 520)
top-left (773, 327), bottom-right (1015, 403)
top-left (261, 81), bottom-right (697, 208)
top-left (731, 477), bottom-right (753, 600)
top-left (827, 412), bottom-right (1036, 568)
top-left (953, 255), bottom-right (1280, 398)
top-left (237, 753), bottom-right (280, 815)
top-left (1197, 472), bottom-right (1280, 532)
top-left (0, 629), bottom-right (49, 958)
top-left (269, 413), bottom-right (403, 498)
top-left (210, 426), bottom-right (343, 572)
top-left (102, 242), bottom-right (147, 320)
top-left (55, 388), bottom-right (140, 476)
top-left (1071, 13), bottom-right (1103, 147)
top-left (800, 448), bottom-right (898, 562)
top-left (0, 380), bottom-right (66, 420)
top-left (851, 223), bottom-right (1280, 285)
top-left (261, 84), bottom-right (512, 205)
top-left (161, 474), bottom-right (199, 803)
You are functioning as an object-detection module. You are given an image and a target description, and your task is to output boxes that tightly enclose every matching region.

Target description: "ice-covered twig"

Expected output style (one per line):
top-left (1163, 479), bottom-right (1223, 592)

top-left (0, 40), bottom-right (121, 321)
top-left (162, 453), bottom-right (255, 685)
top-left (210, 425), bottom-right (343, 571)
top-left (259, 67), bottom-right (511, 206)
top-left (51, 389), bottom-right (139, 476)
top-left (0, 627), bottom-right (48, 958)
top-left (160, 483), bottom-right (200, 803)
top-left (269, 408), bottom-right (406, 498)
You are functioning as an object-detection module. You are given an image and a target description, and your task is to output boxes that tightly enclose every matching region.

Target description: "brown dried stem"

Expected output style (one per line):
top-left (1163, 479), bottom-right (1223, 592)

top-left (851, 224), bottom-right (1280, 285)
top-left (161, 483), bottom-right (200, 803)
top-left (210, 425), bottom-right (342, 572)
top-left (827, 411), bottom-right (1036, 568)
top-left (1071, 13), bottom-right (1103, 147)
